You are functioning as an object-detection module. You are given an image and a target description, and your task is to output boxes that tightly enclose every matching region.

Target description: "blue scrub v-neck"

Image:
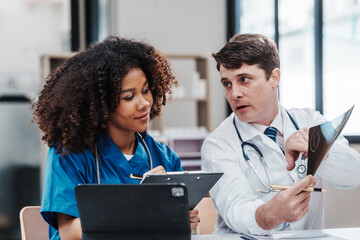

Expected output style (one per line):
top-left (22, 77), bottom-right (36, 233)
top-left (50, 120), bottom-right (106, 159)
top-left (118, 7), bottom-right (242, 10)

top-left (96, 131), bottom-right (150, 184)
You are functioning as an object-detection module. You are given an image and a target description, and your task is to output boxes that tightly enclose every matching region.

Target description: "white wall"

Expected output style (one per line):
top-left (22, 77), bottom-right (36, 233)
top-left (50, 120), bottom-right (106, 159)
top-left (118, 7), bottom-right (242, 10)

top-left (112, 0), bottom-right (227, 131)
top-left (0, 0), bottom-right (70, 92)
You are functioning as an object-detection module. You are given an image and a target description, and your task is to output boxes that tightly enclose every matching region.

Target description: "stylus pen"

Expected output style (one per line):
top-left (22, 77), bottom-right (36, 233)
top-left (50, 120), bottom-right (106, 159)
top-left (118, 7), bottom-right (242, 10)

top-left (130, 174), bottom-right (143, 179)
top-left (270, 184), bottom-right (327, 192)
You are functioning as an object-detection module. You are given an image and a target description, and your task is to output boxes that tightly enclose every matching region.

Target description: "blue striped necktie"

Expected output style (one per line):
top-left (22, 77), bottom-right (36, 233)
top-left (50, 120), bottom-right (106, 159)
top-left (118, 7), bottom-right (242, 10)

top-left (264, 126), bottom-right (277, 143)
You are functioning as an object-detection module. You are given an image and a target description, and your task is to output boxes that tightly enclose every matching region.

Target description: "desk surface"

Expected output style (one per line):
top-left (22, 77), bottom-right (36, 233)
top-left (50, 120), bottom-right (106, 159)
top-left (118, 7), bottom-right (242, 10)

top-left (192, 228), bottom-right (360, 240)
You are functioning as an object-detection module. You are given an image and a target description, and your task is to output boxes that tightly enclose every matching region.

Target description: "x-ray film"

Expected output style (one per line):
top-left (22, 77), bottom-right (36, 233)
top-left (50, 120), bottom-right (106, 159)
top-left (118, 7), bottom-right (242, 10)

top-left (307, 105), bottom-right (354, 175)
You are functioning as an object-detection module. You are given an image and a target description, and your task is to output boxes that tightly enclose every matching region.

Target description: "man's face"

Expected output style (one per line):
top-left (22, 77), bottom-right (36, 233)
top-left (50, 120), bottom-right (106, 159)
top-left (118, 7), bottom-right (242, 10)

top-left (220, 63), bottom-right (280, 125)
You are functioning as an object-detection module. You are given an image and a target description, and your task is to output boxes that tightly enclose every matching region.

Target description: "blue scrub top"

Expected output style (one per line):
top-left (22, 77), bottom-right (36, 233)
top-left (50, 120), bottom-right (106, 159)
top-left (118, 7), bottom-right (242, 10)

top-left (41, 131), bottom-right (182, 240)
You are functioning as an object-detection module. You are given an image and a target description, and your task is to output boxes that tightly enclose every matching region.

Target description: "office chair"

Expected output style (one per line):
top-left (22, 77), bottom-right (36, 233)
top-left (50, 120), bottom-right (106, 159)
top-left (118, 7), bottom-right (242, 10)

top-left (196, 197), bottom-right (217, 234)
top-left (19, 206), bottom-right (48, 240)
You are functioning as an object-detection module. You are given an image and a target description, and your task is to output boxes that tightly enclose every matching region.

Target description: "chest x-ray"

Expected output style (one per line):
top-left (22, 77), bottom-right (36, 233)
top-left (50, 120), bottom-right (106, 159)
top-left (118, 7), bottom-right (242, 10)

top-left (307, 105), bottom-right (354, 175)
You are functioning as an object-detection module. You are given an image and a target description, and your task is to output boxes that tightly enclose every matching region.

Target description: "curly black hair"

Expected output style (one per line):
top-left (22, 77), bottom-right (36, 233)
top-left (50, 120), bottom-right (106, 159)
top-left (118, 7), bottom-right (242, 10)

top-left (32, 36), bottom-right (177, 155)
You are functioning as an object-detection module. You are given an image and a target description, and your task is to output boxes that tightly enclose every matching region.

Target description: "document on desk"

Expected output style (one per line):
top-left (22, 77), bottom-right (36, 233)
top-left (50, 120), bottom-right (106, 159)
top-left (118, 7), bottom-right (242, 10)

top-left (307, 105), bottom-right (354, 175)
top-left (242, 229), bottom-right (346, 239)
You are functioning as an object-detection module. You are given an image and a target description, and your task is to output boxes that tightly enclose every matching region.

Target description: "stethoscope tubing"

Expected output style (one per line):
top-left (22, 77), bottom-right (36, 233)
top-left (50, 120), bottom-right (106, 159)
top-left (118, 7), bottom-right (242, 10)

top-left (233, 110), bottom-right (304, 193)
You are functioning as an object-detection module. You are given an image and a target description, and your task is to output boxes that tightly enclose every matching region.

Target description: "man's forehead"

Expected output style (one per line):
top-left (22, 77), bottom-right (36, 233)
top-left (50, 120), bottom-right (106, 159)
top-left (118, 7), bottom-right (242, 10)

top-left (219, 64), bottom-right (262, 77)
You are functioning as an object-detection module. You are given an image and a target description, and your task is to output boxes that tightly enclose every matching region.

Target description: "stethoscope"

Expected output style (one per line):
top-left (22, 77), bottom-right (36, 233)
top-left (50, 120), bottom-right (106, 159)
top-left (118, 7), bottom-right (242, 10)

top-left (94, 132), bottom-right (153, 184)
top-left (233, 111), bottom-right (307, 194)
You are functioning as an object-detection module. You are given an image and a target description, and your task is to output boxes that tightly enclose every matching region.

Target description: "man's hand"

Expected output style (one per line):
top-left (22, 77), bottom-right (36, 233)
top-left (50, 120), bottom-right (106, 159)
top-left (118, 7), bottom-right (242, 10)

top-left (190, 209), bottom-right (200, 232)
top-left (285, 127), bottom-right (309, 171)
top-left (255, 175), bottom-right (316, 230)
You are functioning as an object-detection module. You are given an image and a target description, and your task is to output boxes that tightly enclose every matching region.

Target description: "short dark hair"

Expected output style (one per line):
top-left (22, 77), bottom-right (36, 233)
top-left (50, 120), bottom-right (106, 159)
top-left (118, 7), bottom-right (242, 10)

top-left (212, 33), bottom-right (280, 79)
top-left (32, 36), bottom-right (176, 154)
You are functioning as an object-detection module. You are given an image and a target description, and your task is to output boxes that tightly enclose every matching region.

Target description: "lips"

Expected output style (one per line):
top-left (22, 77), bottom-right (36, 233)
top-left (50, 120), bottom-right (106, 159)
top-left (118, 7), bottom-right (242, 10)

top-left (135, 112), bottom-right (150, 120)
top-left (236, 105), bottom-right (248, 110)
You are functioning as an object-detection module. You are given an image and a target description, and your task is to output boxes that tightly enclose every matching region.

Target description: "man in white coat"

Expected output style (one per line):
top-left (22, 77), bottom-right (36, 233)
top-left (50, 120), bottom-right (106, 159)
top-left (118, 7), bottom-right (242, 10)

top-left (201, 33), bottom-right (360, 235)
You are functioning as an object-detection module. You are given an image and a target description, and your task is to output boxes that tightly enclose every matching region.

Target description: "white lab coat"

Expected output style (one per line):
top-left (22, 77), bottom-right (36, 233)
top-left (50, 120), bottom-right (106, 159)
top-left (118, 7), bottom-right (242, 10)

top-left (201, 105), bottom-right (360, 235)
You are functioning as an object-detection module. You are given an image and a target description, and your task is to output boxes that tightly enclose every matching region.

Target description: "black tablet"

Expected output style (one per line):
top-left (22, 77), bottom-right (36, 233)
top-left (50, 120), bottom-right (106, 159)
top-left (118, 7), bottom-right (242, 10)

top-left (75, 183), bottom-right (190, 238)
top-left (141, 171), bottom-right (223, 209)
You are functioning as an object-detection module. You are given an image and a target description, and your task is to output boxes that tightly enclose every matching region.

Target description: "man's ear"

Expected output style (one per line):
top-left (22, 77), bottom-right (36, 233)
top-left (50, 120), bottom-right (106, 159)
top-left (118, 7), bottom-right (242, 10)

top-left (269, 68), bottom-right (280, 87)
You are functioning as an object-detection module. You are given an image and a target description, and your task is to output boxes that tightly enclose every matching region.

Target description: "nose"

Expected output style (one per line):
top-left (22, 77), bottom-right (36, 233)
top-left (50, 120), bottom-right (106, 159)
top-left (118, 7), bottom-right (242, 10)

top-left (231, 84), bottom-right (244, 99)
top-left (137, 95), bottom-right (151, 110)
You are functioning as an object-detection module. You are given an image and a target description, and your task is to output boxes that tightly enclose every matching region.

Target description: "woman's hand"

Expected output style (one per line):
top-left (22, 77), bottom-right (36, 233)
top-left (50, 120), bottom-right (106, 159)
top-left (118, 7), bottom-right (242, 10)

top-left (190, 209), bottom-right (200, 232)
top-left (144, 165), bottom-right (166, 176)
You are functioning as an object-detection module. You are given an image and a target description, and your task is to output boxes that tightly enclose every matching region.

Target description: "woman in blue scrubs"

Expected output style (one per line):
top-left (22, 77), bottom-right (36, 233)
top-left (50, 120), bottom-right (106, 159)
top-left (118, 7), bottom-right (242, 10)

top-left (33, 37), bottom-right (200, 240)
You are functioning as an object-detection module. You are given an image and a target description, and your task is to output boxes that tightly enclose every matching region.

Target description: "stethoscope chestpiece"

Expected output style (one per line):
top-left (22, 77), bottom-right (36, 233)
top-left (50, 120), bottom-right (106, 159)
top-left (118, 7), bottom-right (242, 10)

top-left (297, 156), bottom-right (307, 175)
top-left (297, 164), bottom-right (307, 174)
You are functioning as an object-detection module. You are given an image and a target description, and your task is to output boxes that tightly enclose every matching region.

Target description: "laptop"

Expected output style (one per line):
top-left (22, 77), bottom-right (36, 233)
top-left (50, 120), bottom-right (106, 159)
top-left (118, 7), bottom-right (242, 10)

top-left (75, 184), bottom-right (191, 240)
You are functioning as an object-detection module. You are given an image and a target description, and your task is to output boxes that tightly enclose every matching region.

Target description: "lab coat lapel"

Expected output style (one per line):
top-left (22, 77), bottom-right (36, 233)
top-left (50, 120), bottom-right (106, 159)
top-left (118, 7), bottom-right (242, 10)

top-left (280, 106), bottom-right (299, 142)
top-left (233, 115), bottom-right (261, 142)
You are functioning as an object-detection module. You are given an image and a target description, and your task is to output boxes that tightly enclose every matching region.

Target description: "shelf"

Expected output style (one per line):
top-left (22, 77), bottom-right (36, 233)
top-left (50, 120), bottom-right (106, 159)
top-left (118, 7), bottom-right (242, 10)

top-left (154, 54), bottom-right (210, 132)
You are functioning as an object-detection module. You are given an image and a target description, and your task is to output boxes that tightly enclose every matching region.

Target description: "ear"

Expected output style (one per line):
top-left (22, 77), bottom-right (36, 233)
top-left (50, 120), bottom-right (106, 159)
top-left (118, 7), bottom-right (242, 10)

top-left (269, 68), bottom-right (280, 88)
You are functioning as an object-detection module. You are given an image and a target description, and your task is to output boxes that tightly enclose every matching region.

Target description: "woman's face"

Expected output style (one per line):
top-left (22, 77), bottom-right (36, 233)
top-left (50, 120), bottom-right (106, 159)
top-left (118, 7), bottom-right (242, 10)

top-left (106, 68), bottom-right (153, 135)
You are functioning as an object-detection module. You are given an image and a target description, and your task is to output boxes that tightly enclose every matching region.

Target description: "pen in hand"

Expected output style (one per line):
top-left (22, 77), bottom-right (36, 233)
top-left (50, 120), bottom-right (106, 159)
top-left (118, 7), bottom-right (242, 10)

top-left (130, 173), bottom-right (143, 179)
top-left (270, 184), bottom-right (327, 192)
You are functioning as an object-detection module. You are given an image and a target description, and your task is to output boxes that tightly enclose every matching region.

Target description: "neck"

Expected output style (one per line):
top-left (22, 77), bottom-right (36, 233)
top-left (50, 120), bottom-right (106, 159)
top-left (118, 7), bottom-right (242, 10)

top-left (263, 106), bottom-right (279, 126)
top-left (105, 128), bottom-right (137, 155)
top-left (257, 100), bottom-right (279, 126)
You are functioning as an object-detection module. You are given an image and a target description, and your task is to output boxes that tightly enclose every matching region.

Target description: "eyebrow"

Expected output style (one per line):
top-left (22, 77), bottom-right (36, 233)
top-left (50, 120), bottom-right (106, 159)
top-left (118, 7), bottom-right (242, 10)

top-left (221, 73), bottom-right (252, 82)
top-left (119, 80), bottom-right (149, 94)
